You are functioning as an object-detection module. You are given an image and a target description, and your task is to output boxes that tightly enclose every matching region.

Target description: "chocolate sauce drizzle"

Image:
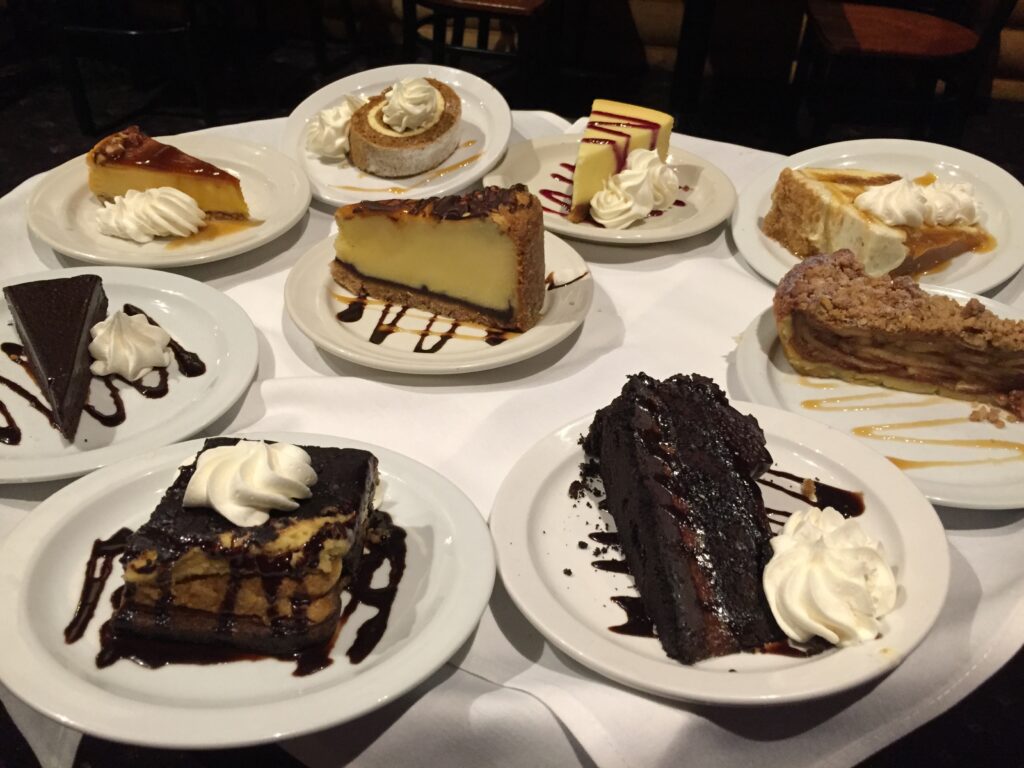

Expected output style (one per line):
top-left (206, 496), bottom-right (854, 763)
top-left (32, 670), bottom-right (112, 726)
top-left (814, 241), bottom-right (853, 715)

top-left (609, 596), bottom-right (656, 637)
top-left (0, 306), bottom-right (205, 445)
top-left (758, 469), bottom-right (865, 519)
top-left (334, 295), bottom-right (519, 353)
top-left (65, 512), bottom-right (408, 677)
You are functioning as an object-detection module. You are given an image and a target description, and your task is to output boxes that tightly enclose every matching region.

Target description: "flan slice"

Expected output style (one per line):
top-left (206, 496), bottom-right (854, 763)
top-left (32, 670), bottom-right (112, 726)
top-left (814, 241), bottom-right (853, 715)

top-left (568, 99), bottom-right (674, 223)
top-left (774, 251), bottom-right (1024, 416)
top-left (762, 167), bottom-right (991, 276)
top-left (87, 126), bottom-right (249, 218)
top-left (112, 437), bottom-right (378, 654)
top-left (583, 373), bottom-right (784, 663)
top-left (332, 185), bottom-right (545, 331)
top-left (2, 275), bottom-right (108, 440)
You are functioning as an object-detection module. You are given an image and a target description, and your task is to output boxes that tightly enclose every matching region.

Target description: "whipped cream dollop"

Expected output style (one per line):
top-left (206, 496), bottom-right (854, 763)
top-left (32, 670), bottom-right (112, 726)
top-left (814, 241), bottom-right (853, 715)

top-left (306, 93), bottom-right (369, 158)
top-left (183, 440), bottom-right (318, 527)
top-left (590, 149), bottom-right (680, 229)
top-left (96, 187), bottom-right (205, 243)
top-left (762, 506), bottom-right (897, 647)
top-left (89, 310), bottom-right (172, 381)
top-left (854, 177), bottom-right (980, 227)
top-left (381, 77), bottom-right (441, 132)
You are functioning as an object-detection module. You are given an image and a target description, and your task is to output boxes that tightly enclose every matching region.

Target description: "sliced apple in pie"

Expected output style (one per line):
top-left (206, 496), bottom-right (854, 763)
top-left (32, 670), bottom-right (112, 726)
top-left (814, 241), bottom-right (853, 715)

top-left (773, 251), bottom-right (1024, 417)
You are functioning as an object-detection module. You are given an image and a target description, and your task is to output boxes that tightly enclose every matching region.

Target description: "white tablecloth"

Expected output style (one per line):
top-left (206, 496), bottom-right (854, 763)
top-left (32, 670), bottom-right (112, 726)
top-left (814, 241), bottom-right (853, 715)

top-left (2, 112), bottom-right (1023, 768)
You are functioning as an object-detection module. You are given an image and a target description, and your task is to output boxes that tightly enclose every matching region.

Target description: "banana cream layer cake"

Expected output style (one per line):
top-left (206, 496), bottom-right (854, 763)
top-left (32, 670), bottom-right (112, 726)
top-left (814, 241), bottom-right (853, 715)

top-left (112, 437), bottom-right (378, 653)
top-left (774, 251), bottom-right (1024, 417)
top-left (332, 184), bottom-right (545, 331)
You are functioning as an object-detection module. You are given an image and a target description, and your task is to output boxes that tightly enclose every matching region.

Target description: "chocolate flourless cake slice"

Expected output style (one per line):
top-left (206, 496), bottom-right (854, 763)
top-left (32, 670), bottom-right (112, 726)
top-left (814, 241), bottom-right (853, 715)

top-left (2, 275), bottom-right (108, 440)
top-left (583, 373), bottom-right (784, 664)
top-left (112, 437), bottom-right (378, 654)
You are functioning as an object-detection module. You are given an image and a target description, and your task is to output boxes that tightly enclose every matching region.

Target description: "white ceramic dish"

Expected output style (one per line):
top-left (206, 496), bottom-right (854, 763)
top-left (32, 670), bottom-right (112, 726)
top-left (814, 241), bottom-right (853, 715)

top-left (0, 431), bottom-right (495, 747)
top-left (284, 232), bottom-right (593, 374)
top-left (731, 138), bottom-right (1024, 294)
top-left (490, 404), bottom-right (948, 705)
top-left (0, 267), bottom-right (258, 483)
top-left (283, 64), bottom-right (512, 207)
top-left (733, 287), bottom-right (1024, 509)
top-left (26, 134), bottom-right (311, 268)
top-left (483, 135), bottom-right (737, 244)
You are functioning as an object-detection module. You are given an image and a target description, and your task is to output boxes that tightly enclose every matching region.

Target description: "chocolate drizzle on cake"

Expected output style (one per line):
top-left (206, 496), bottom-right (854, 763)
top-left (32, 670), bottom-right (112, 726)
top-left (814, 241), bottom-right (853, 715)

top-left (758, 468), bottom-right (865, 519)
top-left (67, 504), bottom-right (408, 677)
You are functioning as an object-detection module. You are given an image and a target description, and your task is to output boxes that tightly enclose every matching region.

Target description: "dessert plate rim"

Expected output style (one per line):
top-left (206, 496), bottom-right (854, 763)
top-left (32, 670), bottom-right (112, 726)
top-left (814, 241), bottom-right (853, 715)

top-left (732, 285), bottom-right (1024, 509)
top-left (489, 403), bottom-right (949, 705)
top-left (25, 133), bottom-right (311, 268)
top-left (482, 134), bottom-right (738, 244)
top-left (283, 231), bottom-right (594, 374)
top-left (731, 137), bottom-right (1024, 294)
top-left (0, 430), bottom-right (495, 747)
top-left (0, 266), bottom-right (258, 483)
top-left (282, 63), bottom-right (512, 207)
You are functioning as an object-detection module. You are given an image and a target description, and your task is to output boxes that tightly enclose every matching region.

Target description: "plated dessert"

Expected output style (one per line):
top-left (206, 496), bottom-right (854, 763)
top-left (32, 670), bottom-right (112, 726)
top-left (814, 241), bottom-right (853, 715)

top-left (762, 166), bottom-right (994, 276)
top-left (774, 251), bottom-right (1024, 417)
top-left (63, 437), bottom-right (406, 676)
top-left (1, 274), bottom-right (205, 445)
top-left (86, 126), bottom-right (256, 245)
top-left (332, 185), bottom-right (545, 332)
top-left (580, 373), bottom-right (894, 663)
top-left (308, 76), bottom-right (461, 178)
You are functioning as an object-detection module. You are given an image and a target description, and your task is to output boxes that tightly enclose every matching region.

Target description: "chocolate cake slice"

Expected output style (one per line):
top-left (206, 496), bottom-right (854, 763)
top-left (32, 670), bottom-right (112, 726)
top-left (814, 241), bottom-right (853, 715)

top-left (583, 373), bottom-right (784, 663)
top-left (112, 437), bottom-right (378, 654)
top-left (2, 275), bottom-right (108, 440)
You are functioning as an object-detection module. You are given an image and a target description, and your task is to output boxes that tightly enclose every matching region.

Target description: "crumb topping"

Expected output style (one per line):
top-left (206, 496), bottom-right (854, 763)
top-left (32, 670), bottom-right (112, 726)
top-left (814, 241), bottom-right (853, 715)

top-left (774, 251), bottom-right (1024, 350)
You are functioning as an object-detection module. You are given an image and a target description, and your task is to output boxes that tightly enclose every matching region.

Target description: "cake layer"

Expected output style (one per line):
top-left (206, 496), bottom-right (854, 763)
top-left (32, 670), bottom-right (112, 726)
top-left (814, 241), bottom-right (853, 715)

top-left (762, 167), bottom-right (990, 276)
top-left (333, 185), bottom-right (545, 331)
top-left (584, 373), bottom-right (782, 664)
top-left (3, 275), bottom-right (108, 440)
top-left (348, 78), bottom-right (461, 178)
top-left (115, 438), bottom-right (377, 652)
top-left (87, 126), bottom-right (249, 217)
top-left (569, 99), bottom-right (674, 222)
top-left (774, 251), bottom-right (1024, 416)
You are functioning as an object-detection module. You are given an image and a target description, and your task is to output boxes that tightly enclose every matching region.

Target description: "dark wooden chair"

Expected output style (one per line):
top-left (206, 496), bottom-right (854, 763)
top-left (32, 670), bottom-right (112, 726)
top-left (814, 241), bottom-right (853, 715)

top-left (56, 0), bottom-right (214, 135)
top-left (793, 0), bottom-right (1018, 144)
top-left (401, 0), bottom-right (553, 102)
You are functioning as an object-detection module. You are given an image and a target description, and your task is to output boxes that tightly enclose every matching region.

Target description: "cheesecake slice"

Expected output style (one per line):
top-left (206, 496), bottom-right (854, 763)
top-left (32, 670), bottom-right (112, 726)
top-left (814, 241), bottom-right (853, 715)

top-left (3, 275), bottom-right (108, 440)
top-left (774, 251), bottom-right (1024, 417)
top-left (348, 78), bottom-right (461, 178)
top-left (762, 167), bottom-right (992, 276)
top-left (87, 126), bottom-right (249, 218)
top-left (112, 438), bottom-right (377, 654)
top-left (568, 99), bottom-right (674, 223)
top-left (332, 185), bottom-right (545, 331)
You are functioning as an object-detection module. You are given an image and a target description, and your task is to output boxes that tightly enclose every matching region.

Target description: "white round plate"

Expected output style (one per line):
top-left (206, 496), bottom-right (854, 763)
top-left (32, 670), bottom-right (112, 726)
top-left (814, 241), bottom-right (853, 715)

top-left (732, 139), bottom-right (1024, 294)
top-left (490, 403), bottom-right (948, 705)
top-left (483, 135), bottom-right (737, 244)
top-left (0, 431), bottom-right (495, 747)
top-left (733, 288), bottom-right (1024, 509)
top-left (283, 64), bottom-right (512, 207)
top-left (284, 232), bottom-right (593, 374)
top-left (26, 134), bottom-right (311, 267)
top-left (0, 267), bottom-right (257, 483)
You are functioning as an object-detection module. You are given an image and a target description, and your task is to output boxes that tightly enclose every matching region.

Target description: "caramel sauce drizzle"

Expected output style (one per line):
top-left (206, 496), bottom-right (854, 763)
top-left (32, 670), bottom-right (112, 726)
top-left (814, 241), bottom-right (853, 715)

top-left (332, 153), bottom-right (483, 194)
top-left (914, 172), bottom-right (938, 186)
top-left (801, 393), bottom-right (945, 412)
top-left (797, 376), bottom-right (839, 390)
top-left (166, 218), bottom-right (261, 250)
top-left (853, 417), bottom-right (1024, 470)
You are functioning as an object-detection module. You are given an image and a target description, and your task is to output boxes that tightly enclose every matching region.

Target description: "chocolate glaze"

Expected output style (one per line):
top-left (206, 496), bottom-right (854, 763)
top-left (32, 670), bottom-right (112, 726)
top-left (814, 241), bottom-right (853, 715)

top-left (592, 558), bottom-right (630, 574)
top-left (92, 126), bottom-right (232, 179)
top-left (64, 527), bottom-right (133, 643)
